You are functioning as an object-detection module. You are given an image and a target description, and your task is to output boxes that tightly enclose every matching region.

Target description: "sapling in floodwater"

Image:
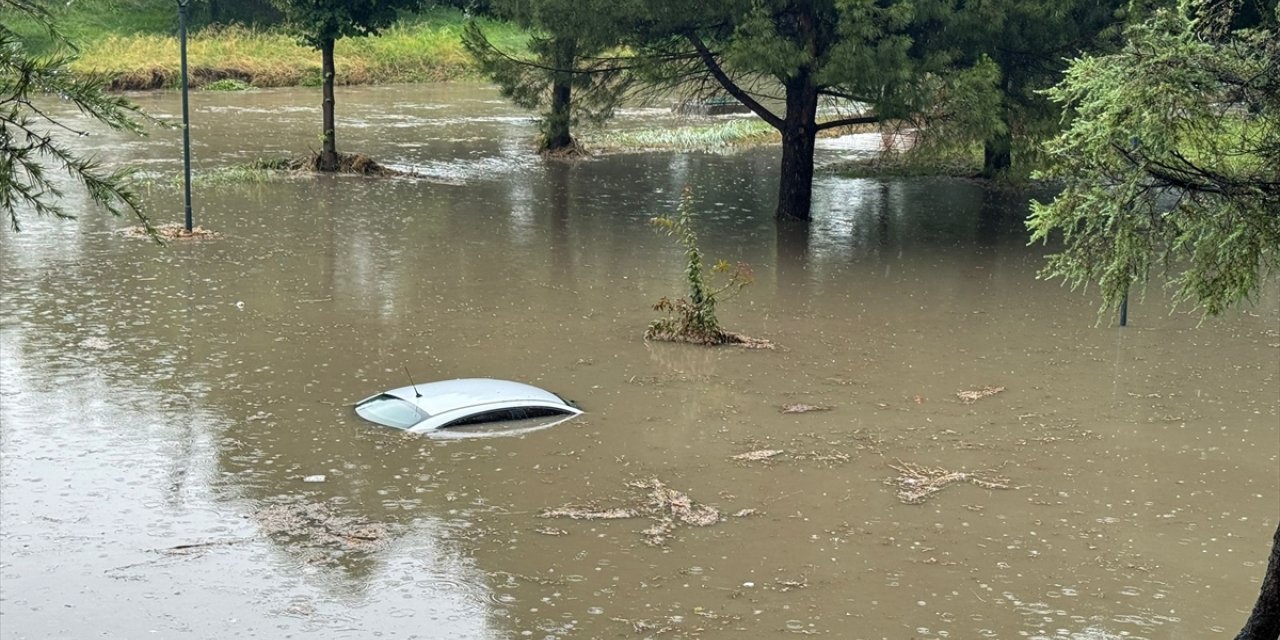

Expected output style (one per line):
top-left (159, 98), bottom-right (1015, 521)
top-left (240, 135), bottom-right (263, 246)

top-left (646, 189), bottom-right (767, 347)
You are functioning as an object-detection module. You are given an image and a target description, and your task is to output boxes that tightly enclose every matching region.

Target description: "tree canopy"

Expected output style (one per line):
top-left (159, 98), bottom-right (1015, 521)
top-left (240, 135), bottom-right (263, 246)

top-left (463, 0), bottom-right (630, 153)
top-left (0, 0), bottom-right (151, 232)
top-left (919, 0), bottom-right (1129, 178)
top-left (270, 0), bottom-right (416, 47)
top-left (619, 0), bottom-right (950, 221)
top-left (1028, 0), bottom-right (1279, 317)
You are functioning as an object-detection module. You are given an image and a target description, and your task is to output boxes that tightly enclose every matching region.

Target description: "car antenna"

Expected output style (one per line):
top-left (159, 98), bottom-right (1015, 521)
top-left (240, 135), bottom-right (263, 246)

top-left (403, 366), bottom-right (423, 398)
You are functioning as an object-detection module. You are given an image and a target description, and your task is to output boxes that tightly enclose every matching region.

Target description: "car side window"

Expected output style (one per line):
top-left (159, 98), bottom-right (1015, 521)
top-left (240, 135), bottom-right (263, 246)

top-left (442, 406), bottom-right (570, 428)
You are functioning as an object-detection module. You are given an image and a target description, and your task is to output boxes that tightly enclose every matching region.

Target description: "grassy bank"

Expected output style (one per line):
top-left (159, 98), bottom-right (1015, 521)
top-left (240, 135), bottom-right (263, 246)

top-left (8, 3), bottom-right (525, 90)
top-left (5, 0), bottom-right (180, 53)
top-left (585, 120), bottom-right (779, 152)
top-left (584, 119), bottom-right (885, 153)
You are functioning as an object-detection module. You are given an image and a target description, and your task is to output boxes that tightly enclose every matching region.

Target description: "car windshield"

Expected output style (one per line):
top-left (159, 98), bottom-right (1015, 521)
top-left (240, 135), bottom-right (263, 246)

top-left (355, 394), bottom-right (428, 430)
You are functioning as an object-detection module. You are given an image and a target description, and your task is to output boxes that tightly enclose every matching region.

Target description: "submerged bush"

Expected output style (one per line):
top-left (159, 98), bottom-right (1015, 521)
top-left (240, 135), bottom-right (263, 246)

top-left (646, 188), bottom-right (764, 347)
top-left (203, 78), bottom-right (254, 91)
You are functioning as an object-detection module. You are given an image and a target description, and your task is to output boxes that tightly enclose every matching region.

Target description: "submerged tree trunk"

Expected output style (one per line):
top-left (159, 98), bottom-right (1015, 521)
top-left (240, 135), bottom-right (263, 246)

top-left (542, 37), bottom-right (577, 153)
top-left (982, 129), bottom-right (1012, 179)
top-left (982, 91), bottom-right (1015, 179)
top-left (776, 74), bottom-right (819, 221)
top-left (1237, 523), bottom-right (1280, 640)
top-left (317, 36), bottom-right (339, 172)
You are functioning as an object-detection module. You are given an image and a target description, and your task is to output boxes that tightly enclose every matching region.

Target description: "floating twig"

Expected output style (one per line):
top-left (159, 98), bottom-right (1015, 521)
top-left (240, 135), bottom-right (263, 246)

top-left (731, 449), bottom-right (785, 461)
top-left (956, 385), bottom-right (1006, 404)
top-left (780, 403), bottom-right (831, 414)
top-left (888, 459), bottom-right (1011, 504)
top-left (541, 478), bottom-right (721, 546)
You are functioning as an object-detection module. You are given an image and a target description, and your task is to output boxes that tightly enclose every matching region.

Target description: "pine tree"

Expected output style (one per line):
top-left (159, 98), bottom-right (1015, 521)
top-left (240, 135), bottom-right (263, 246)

top-left (462, 0), bottom-right (631, 154)
top-left (922, 0), bottom-right (1131, 179)
top-left (1028, 0), bottom-right (1278, 317)
top-left (622, 0), bottom-right (963, 221)
top-left (1, 0), bottom-right (151, 233)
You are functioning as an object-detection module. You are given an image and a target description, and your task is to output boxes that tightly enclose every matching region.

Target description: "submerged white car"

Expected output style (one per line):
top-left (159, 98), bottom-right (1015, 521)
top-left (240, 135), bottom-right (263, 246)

top-left (354, 378), bottom-right (582, 433)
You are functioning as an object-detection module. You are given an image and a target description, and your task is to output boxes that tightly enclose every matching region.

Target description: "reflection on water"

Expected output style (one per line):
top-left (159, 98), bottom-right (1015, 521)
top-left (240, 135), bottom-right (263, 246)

top-left (2, 83), bottom-right (1277, 639)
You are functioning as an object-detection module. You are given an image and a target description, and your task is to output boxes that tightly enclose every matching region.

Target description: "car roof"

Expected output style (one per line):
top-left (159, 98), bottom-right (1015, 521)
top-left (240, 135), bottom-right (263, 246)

top-left (382, 378), bottom-right (570, 416)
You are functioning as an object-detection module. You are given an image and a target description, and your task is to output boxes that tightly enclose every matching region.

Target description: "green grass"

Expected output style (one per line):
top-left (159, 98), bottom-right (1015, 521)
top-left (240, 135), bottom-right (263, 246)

top-left (586, 119), bottom-right (779, 152)
top-left (7, 3), bottom-right (526, 90)
top-left (136, 158), bottom-right (301, 191)
top-left (4, 0), bottom-right (179, 54)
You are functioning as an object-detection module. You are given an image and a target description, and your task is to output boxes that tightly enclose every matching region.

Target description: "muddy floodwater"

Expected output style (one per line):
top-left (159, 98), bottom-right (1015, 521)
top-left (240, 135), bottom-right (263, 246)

top-left (2, 84), bottom-right (1277, 639)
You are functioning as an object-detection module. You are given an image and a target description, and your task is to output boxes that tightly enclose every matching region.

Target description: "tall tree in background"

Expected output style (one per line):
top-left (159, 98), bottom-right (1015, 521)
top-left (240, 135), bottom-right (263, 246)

top-left (462, 0), bottom-right (630, 153)
top-left (1028, 0), bottom-right (1278, 317)
top-left (0, 0), bottom-right (151, 232)
top-left (626, 0), bottom-right (986, 222)
top-left (927, 0), bottom-right (1129, 178)
top-left (270, 0), bottom-right (420, 170)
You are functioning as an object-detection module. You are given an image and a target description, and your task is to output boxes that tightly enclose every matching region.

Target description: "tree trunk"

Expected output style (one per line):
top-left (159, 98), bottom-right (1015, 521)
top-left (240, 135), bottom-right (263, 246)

top-left (775, 219), bottom-right (811, 297)
top-left (775, 75), bottom-right (819, 222)
top-left (982, 129), bottom-right (1012, 179)
top-left (542, 37), bottom-right (577, 153)
top-left (1237, 523), bottom-right (1280, 640)
top-left (317, 36), bottom-right (339, 172)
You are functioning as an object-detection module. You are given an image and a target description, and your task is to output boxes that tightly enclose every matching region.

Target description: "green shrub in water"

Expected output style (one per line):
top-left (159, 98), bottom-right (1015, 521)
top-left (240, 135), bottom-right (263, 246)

top-left (203, 78), bottom-right (254, 91)
top-left (646, 188), bottom-right (757, 346)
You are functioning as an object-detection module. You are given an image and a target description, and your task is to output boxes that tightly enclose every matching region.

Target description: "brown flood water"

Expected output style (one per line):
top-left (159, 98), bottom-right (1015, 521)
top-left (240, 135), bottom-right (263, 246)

top-left (1, 83), bottom-right (1277, 639)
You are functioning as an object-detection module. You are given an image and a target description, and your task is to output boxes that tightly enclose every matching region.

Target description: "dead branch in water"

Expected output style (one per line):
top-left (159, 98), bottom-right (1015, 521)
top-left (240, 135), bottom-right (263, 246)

top-left (540, 477), bottom-right (722, 546)
top-left (888, 459), bottom-right (1011, 504)
top-left (780, 403), bottom-right (831, 414)
top-left (956, 386), bottom-right (1006, 404)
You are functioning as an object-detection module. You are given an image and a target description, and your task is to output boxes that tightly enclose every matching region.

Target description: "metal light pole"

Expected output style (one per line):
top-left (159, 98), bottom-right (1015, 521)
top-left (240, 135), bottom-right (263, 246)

top-left (178, 0), bottom-right (194, 232)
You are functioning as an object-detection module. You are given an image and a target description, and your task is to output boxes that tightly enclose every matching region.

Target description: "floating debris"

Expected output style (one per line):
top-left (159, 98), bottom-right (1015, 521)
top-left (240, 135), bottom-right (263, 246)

top-left (791, 450), bottom-right (851, 464)
top-left (155, 538), bottom-right (252, 556)
top-left (541, 478), bottom-right (721, 546)
top-left (888, 460), bottom-right (1011, 504)
top-left (731, 508), bottom-right (759, 517)
top-left (534, 526), bottom-right (569, 536)
top-left (631, 478), bottom-right (721, 526)
top-left (780, 403), bottom-right (831, 414)
top-left (775, 576), bottom-right (809, 592)
top-left (122, 223), bottom-right (220, 240)
top-left (301, 475), bottom-right (326, 483)
top-left (641, 519), bottom-right (679, 546)
top-left (956, 385), bottom-right (1006, 404)
top-left (732, 449), bottom-right (785, 461)
top-left (539, 506), bottom-right (639, 520)
top-left (255, 500), bottom-right (391, 562)
top-left (733, 448), bottom-right (852, 466)
top-left (723, 331), bottom-right (776, 349)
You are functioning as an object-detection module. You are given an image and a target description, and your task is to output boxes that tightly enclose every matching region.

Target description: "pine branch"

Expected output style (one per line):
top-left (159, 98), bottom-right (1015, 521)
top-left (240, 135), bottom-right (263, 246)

top-left (684, 32), bottom-right (784, 130)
